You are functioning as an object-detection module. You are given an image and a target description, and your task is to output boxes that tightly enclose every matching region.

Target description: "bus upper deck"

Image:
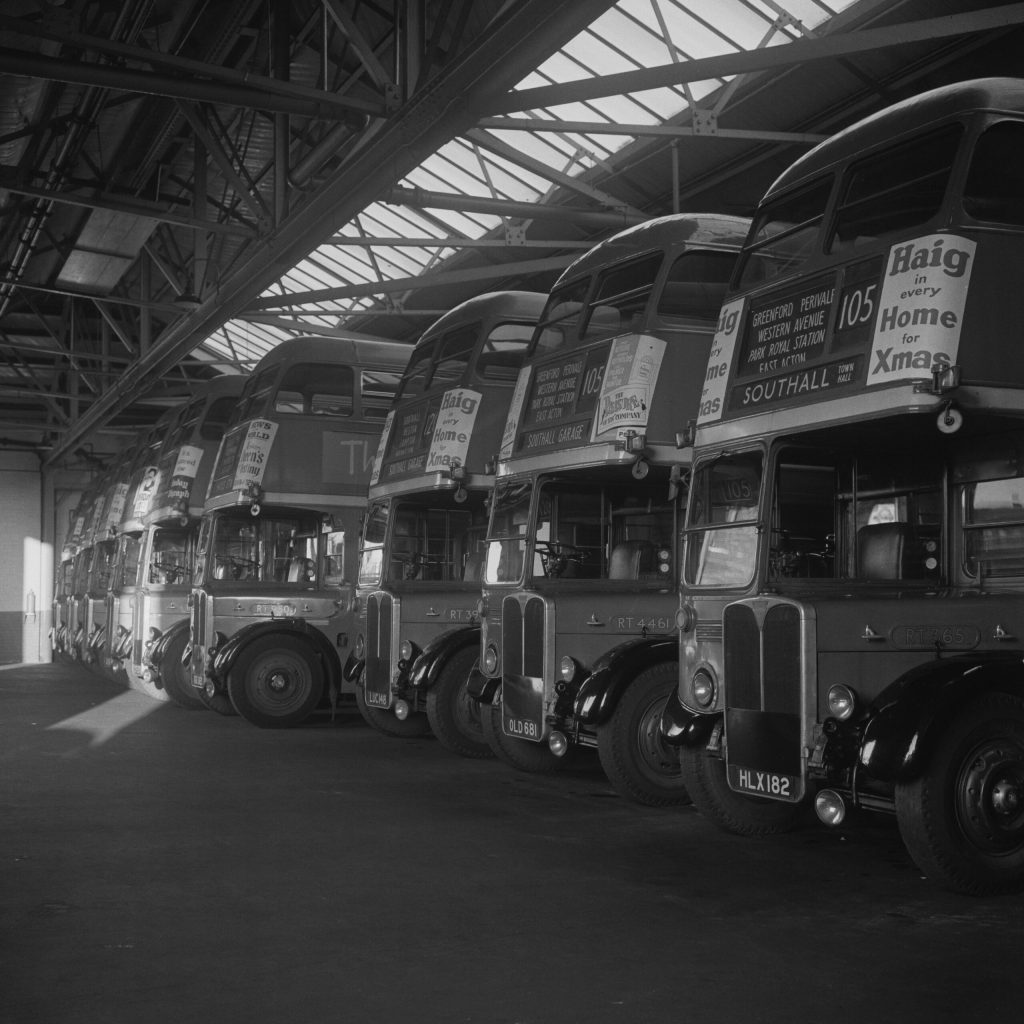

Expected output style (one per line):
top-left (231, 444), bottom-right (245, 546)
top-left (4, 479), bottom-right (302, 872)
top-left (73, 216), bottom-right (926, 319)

top-left (697, 77), bottom-right (1024, 448)
top-left (205, 336), bottom-right (407, 513)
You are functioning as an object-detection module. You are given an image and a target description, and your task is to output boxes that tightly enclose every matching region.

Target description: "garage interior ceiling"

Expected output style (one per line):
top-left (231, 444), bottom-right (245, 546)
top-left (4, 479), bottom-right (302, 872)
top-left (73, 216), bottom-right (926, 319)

top-left (1, 0), bottom-right (1023, 471)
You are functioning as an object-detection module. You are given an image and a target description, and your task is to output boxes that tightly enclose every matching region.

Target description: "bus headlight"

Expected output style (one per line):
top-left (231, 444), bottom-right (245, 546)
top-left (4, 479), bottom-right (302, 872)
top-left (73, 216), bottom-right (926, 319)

top-left (675, 604), bottom-right (695, 634)
top-left (827, 684), bottom-right (857, 721)
top-left (399, 640), bottom-right (416, 662)
top-left (691, 667), bottom-right (717, 710)
top-left (559, 656), bottom-right (578, 683)
top-left (483, 643), bottom-right (499, 676)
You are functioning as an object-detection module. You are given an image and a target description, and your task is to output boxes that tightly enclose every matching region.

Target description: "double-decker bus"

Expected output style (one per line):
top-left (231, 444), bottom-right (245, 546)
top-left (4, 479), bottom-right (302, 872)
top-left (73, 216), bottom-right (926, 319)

top-left (179, 336), bottom-right (407, 727)
top-left (666, 78), bottom-right (1024, 893)
top-left (473, 214), bottom-right (747, 804)
top-left (107, 377), bottom-right (244, 703)
top-left (352, 292), bottom-right (543, 753)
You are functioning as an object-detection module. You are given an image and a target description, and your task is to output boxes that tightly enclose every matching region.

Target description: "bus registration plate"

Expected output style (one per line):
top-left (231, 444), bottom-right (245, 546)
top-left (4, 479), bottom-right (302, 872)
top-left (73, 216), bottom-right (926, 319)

top-left (502, 714), bottom-right (542, 741)
top-left (363, 686), bottom-right (390, 708)
top-left (727, 764), bottom-right (799, 802)
top-left (501, 673), bottom-right (545, 741)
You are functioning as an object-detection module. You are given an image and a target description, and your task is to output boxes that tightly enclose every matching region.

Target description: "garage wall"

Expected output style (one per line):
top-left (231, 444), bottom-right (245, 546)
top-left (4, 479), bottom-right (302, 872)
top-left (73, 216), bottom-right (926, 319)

top-left (0, 452), bottom-right (47, 664)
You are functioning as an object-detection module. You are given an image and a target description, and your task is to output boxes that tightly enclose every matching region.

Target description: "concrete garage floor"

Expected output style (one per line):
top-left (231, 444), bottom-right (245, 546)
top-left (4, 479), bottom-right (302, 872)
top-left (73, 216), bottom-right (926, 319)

top-left (3, 664), bottom-right (1023, 1024)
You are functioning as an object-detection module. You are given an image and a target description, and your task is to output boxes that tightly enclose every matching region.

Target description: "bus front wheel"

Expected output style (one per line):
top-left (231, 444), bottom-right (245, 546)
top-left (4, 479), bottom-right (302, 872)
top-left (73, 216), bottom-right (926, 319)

top-left (159, 631), bottom-right (205, 711)
top-left (226, 636), bottom-right (324, 728)
top-left (895, 691), bottom-right (1024, 895)
top-left (426, 648), bottom-right (492, 758)
top-left (679, 744), bottom-right (801, 836)
top-left (597, 662), bottom-right (691, 807)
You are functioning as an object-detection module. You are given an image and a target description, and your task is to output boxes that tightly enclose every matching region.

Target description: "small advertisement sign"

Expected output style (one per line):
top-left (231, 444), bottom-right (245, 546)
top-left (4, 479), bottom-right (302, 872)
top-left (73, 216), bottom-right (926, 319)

top-left (698, 298), bottom-right (745, 425)
top-left (592, 334), bottom-right (666, 440)
top-left (426, 387), bottom-right (482, 472)
top-left (866, 233), bottom-right (975, 384)
top-left (132, 465), bottom-right (161, 518)
top-left (500, 366), bottom-right (532, 459)
top-left (166, 444), bottom-right (204, 508)
top-left (104, 482), bottom-right (129, 533)
top-left (173, 444), bottom-right (203, 480)
top-left (230, 419), bottom-right (278, 491)
top-left (369, 410), bottom-right (394, 486)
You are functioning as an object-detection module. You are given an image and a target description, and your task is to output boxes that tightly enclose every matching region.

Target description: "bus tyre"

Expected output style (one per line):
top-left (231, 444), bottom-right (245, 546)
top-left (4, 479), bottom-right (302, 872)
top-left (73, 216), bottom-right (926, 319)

top-left (199, 686), bottom-right (236, 716)
top-left (597, 662), bottom-right (691, 807)
top-left (226, 636), bottom-right (324, 728)
top-left (679, 744), bottom-right (801, 836)
top-left (426, 648), bottom-right (493, 759)
top-left (126, 664), bottom-right (172, 704)
top-left (355, 680), bottom-right (432, 738)
top-left (159, 631), bottom-right (205, 711)
top-left (481, 697), bottom-right (574, 773)
top-left (894, 691), bottom-right (1024, 895)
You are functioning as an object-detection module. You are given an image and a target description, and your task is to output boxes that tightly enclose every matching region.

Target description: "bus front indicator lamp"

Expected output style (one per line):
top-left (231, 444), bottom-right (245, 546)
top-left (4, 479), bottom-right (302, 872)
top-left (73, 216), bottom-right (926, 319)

top-left (827, 684), bottom-right (857, 721)
top-left (483, 644), bottom-right (499, 675)
top-left (676, 605), bottom-right (695, 633)
top-left (548, 731), bottom-right (569, 757)
top-left (815, 789), bottom-right (847, 827)
top-left (691, 667), bottom-right (717, 710)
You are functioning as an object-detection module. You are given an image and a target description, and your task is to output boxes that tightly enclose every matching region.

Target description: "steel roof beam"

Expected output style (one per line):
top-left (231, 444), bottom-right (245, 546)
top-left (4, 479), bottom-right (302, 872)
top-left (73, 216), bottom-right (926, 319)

top-left (0, 177), bottom-right (257, 238)
top-left (327, 236), bottom-right (593, 248)
top-left (0, 44), bottom-right (375, 122)
top-left (249, 254), bottom-right (578, 308)
top-left (465, 128), bottom-right (648, 217)
top-left (477, 117), bottom-right (827, 144)
top-left (384, 186), bottom-right (646, 226)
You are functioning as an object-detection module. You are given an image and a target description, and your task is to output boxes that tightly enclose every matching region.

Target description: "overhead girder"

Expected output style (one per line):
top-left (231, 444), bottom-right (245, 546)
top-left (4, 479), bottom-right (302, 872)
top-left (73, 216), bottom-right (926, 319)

top-left (43, 0), bottom-right (621, 467)
top-left (248, 253), bottom-right (578, 308)
top-left (476, 117), bottom-right (828, 145)
top-left (382, 186), bottom-right (649, 228)
top-left (0, 44), bottom-right (376, 123)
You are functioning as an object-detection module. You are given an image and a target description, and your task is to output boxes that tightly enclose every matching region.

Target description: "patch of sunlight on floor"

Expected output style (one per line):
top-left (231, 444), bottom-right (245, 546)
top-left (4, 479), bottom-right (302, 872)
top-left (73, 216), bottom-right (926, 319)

top-left (46, 691), bottom-right (164, 748)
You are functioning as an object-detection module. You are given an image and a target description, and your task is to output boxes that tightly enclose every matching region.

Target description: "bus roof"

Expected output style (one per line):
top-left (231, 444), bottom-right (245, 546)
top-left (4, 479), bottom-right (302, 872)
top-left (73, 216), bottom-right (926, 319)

top-left (554, 213), bottom-right (751, 286)
top-left (249, 334), bottom-right (411, 373)
top-left (768, 77), bottom-right (1024, 199)
top-left (411, 291), bottom-right (548, 347)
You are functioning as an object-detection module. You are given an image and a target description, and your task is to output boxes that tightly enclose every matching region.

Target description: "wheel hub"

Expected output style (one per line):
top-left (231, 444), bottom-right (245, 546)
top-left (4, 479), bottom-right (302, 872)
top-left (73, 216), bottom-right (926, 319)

top-left (957, 741), bottom-right (1024, 852)
top-left (991, 777), bottom-right (1021, 816)
top-left (636, 696), bottom-right (680, 776)
top-left (268, 671), bottom-right (290, 693)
